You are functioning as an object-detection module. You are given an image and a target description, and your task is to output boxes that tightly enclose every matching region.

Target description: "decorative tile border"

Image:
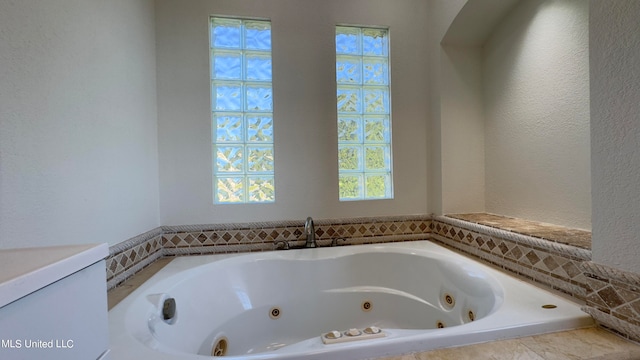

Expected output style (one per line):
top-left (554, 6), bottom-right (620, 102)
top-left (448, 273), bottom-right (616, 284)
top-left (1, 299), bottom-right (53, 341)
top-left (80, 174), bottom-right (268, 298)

top-left (161, 216), bottom-right (431, 256)
top-left (106, 227), bottom-right (163, 289)
top-left (432, 215), bottom-right (590, 300)
top-left (106, 215), bottom-right (593, 298)
top-left (581, 261), bottom-right (640, 342)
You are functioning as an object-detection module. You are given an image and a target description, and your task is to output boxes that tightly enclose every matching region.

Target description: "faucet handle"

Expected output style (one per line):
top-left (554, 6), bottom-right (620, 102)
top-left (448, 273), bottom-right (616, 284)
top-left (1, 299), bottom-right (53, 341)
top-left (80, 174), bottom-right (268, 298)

top-left (331, 237), bottom-right (346, 247)
top-left (273, 240), bottom-right (289, 250)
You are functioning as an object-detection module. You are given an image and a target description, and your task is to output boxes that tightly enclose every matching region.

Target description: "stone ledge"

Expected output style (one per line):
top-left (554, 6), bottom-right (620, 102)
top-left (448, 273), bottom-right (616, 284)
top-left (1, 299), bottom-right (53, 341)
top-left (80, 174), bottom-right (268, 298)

top-left (447, 213), bottom-right (591, 249)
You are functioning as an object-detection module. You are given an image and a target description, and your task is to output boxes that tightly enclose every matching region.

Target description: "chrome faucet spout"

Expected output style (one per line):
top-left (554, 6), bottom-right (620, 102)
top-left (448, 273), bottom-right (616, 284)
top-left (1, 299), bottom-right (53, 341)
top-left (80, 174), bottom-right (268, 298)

top-left (304, 217), bottom-right (317, 248)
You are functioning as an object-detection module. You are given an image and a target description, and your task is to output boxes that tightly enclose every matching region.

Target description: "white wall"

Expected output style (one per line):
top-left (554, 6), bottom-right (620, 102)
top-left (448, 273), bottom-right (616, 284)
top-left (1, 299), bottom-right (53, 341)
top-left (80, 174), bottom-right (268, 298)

top-left (156, 0), bottom-right (430, 225)
top-left (590, 0), bottom-right (640, 274)
top-left (0, 0), bottom-right (160, 248)
top-left (483, 0), bottom-right (591, 229)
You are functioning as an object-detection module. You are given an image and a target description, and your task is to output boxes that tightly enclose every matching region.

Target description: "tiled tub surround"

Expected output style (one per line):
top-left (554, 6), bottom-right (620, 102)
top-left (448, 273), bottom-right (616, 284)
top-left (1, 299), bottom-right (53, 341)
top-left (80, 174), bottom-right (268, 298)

top-left (161, 216), bottom-right (431, 256)
top-left (582, 261), bottom-right (640, 343)
top-left (106, 215), bottom-right (431, 289)
top-left (107, 213), bottom-right (591, 295)
top-left (432, 215), bottom-right (591, 301)
top-left (106, 213), bottom-right (640, 345)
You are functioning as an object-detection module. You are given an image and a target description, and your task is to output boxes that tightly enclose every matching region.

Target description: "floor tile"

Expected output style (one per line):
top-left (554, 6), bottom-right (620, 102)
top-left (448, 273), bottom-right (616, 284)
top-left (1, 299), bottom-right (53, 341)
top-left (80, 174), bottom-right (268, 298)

top-left (414, 339), bottom-right (545, 360)
top-left (375, 328), bottom-right (640, 360)
top-left (520, 328), bottom-right (638, 360)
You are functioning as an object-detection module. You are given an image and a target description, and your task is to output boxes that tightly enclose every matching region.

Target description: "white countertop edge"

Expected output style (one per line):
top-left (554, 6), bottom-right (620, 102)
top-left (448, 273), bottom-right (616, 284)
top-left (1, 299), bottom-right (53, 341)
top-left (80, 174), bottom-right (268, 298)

top-left (0, 243), bottom-right (109, 308)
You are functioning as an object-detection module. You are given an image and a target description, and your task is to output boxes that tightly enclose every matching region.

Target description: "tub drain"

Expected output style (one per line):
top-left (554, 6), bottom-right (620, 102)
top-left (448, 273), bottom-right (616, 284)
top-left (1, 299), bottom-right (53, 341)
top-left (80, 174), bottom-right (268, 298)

top-left (436, 321), bottom-right (446, 329)
top-left (211, 337), bottom-right (228, 357)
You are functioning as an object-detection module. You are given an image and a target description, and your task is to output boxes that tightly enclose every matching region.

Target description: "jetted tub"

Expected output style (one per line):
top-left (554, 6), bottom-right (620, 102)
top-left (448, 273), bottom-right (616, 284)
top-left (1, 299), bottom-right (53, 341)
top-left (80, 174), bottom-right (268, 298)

top-left (108, 240), bottom-right (592, 360)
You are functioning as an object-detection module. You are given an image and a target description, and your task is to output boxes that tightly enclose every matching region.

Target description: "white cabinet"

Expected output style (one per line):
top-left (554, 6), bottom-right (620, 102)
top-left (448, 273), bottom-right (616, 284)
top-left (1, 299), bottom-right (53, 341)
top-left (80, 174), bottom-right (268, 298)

top-left (0, 244), bottom-right (109, 360)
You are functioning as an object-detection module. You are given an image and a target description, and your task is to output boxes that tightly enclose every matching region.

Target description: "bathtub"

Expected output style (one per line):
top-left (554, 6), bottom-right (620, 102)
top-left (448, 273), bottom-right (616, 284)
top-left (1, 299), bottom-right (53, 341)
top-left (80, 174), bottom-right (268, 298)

top-left (108, 240), bottom-right (592, 360)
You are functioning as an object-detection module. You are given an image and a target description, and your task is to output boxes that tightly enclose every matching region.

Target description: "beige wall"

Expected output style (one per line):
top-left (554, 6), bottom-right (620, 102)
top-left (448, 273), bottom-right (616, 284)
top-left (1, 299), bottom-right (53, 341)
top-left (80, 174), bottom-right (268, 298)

top-left (440, 46), bottom-right (485, 214)
top-left (430, 0), bottom-right (590, 229)
top-left (590, 0), bottom-right (640, 273)
top-left (156, 0), bottom-right (430, 225)
top-left (483, 0), bottom-right (591, 229)
top-left (426, 0), bottom-right (468, 215)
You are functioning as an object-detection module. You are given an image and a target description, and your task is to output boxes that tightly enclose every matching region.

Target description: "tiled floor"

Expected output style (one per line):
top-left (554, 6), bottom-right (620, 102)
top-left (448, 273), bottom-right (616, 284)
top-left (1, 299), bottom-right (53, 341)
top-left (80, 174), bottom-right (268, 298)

top-left (377, 327), bottom-right (640, 360)
top-left (108, 257), bottom-right (640, 360)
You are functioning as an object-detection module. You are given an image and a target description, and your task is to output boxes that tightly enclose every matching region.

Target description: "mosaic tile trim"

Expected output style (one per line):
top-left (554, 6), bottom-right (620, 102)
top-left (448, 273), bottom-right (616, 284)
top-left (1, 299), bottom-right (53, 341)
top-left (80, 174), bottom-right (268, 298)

top-left (582, 261), bottom-right (640, 342)
top-left (163, 234), bottom-right (428, 256)
top-left (106, 228), bottom-right (163, 290)
top-left (107, 245), bottom-right (163, 290)
top-left (161, 216), bottom-right (431, 255)
top-left (431, 216), bottom-right (590, 300)
top-left (161, 215), bottom-right (430, 233)
top-left (108, 227), bottom-right (163, 256)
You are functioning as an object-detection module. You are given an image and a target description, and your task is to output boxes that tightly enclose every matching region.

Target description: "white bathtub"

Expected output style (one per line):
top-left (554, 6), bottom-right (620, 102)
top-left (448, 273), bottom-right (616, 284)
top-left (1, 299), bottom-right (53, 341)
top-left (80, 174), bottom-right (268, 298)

top-left (108, 240), bottom-right (592, 360)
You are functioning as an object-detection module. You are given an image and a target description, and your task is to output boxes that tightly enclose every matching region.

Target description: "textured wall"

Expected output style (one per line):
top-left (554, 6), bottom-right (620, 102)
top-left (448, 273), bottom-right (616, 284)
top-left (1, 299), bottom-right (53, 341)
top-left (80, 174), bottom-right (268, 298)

top-left (0, 0), bottom-right (160, 248)
top-left (590, 0), bottom-right (640, 274)
top-left (156, 0), bottom-right (429, 225)
top-left (483, 0), bottom-right (591, 230)
top-left (440, 46), bottom-right (485, 214)
top-left (426, 0), bottom-right (468, 215)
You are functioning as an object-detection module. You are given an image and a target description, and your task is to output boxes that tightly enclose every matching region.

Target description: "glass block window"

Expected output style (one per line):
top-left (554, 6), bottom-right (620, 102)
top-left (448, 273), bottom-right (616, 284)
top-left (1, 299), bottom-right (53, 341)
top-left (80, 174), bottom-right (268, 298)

top-left (336, 26), bottom-right (392, 200)
top-left (210, 17), bottom-right (275, 203)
